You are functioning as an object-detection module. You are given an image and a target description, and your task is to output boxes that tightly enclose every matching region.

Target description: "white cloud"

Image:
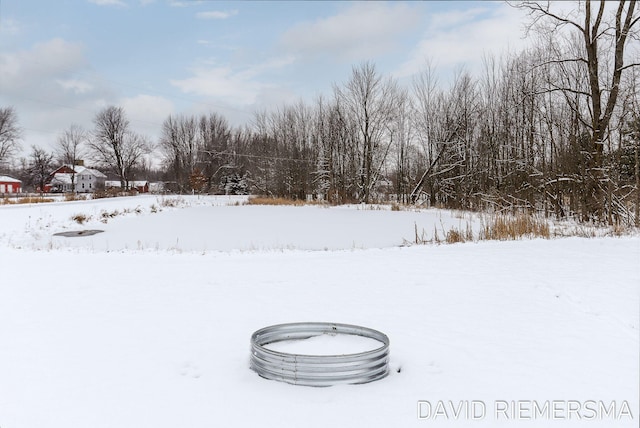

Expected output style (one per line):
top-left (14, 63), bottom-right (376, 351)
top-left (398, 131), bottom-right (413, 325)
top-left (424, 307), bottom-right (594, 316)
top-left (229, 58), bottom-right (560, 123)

top-left (0, 39), bottom-right (106, 151)
top-left (280, 3), bottom-right (421, 62)
top-left (0, 18), bottom-right (21, 36)
top-left (170, 66), bottom-right (263, 106)
top-left (168, 0), bottom-right (203, 7)
top-left (394, 4), bottom-right (531, 79)
top-left (88, 0), bottom-right (128, 7)
top-left (170, 56), bottom-right (295, 106)
top-left (428, 7), bottom-right (490, 31)
top-left (196, 10), bottom-right (238, 20)
top-left (56, 79), bottom-right (94, 95)
top-left (0, 38), bottom-right (89, 95)
top-left (0, 38), bottom-right (171, 152)
top-left (120, 94), bottom-right (174, 138)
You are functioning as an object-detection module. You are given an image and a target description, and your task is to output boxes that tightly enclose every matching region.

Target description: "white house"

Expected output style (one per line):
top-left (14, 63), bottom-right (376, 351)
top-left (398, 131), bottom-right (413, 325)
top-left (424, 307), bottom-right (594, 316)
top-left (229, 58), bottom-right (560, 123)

top-left (46, 164), bottom-right (107, 193)
top-left (48, 173), bottom-right (74, 193)
top-left (76, 167), bottom-right (107, 193)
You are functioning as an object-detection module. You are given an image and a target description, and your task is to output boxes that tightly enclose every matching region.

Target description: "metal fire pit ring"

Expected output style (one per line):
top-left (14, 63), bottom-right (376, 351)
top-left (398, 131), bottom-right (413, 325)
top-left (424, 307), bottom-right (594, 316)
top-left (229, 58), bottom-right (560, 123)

top-left (250, 322), bottom-right (390, 387)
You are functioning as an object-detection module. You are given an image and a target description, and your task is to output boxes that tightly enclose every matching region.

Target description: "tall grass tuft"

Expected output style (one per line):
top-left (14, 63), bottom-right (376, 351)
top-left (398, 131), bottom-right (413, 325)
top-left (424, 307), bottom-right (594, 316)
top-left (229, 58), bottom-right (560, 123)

top-left (445, 223), bottom-right (475, 244)
top-left (71, 213), bottom-right (89, 224)
top-left (480, 214), bottom-right (550, 241)
top-left (64, 193), bottom-right (87, 201)
top-left (1, 196), bottom-right (55, 205)
top-left (245, 196), bottom-right (323, 206)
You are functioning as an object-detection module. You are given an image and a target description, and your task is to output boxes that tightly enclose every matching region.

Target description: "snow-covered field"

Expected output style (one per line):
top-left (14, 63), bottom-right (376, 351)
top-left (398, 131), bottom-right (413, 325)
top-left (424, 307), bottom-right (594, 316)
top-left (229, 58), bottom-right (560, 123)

top-left (0, 195), bottom-right (638, 427)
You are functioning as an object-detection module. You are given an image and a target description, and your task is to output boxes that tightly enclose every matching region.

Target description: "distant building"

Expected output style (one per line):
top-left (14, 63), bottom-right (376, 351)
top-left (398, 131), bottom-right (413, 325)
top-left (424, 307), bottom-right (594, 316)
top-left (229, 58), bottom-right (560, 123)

top-left (0, 176), bottom-right (22, 193)
top-left (105, 180), bottom-right (150, 193)
top-left (48, 173), bottom-right (74, 193)
top-left (76, 167), bottom-right (107, 193)
top-left (45, 164), bottom-right (107, 193)
top-left (148, 182), bottom-right (165, 193)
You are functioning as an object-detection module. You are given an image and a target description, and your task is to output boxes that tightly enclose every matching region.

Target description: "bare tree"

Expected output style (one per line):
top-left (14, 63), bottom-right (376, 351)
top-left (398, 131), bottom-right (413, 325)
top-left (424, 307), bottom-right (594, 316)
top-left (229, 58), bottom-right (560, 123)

top-left (309, 96), bottom-right (360, 203)
top-left (55, 124), bottom-right (87, 192)
top-left (335, 62), bottom-right (400, 203)
top-left (516, 0), bottom-right (640, 220)
top-left (198, 112), bottom-right (232, 192)
top-left (389, 87), bottom-right (413, 203)
top-left (0, 107), bottom-right (22, 167)
top-left (89, 106), bottom-right (150, 189)
top-left (410, 62), bottom-right (448, 204)
top-left (160, 114), bottom-right (200, 192)
top-left (26, 146), bottom-right (54, 192)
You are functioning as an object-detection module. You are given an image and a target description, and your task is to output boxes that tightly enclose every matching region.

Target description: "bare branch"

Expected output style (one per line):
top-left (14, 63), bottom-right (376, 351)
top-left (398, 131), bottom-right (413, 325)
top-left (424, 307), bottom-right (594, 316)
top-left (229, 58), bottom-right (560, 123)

top-left (517, 1), bottom-right (586, 33)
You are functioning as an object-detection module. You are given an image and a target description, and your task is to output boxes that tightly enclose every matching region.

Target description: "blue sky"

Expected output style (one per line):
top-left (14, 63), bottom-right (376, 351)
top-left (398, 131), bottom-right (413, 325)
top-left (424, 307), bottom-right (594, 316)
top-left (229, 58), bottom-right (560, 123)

top-left (0, 0), bottom-right (532, 155)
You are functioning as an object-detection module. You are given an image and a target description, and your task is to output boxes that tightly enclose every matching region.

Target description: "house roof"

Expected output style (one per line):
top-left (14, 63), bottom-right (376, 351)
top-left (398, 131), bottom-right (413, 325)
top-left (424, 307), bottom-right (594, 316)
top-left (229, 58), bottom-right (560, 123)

top-left (71, 165), bottom-right (107, 178)
top-left (50, 165), bottom-right (75, 175)
top-left (91, 169), bottom-right (107, 178)
top-left (50, 173), bottom-right (74, 184)
top-left (0, 176), bottom-right (21, 183)
top-left (51, 164), bottom-right (107, 178)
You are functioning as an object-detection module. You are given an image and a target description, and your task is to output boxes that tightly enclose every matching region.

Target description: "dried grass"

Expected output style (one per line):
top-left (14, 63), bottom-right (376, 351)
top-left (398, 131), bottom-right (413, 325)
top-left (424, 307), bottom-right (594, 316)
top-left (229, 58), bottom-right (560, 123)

top-left (71, 213), bottom-right (89, 224)
top-left (480, 214), bottom-right (551, 241)
top-left (92, 188), bottom-right (137, 199)
top-left (1, 196), bottom-right (55, 205)
top-left (445, 223), bottom-right (475, 244)
top-left (159, 197), bottom-right (185, 208)
top-left (414, 213), bottom-right (553, 246)
top-left (244, 196), bottom-right (323, 206)
top-left (64, 193), bottom-right (87, 201)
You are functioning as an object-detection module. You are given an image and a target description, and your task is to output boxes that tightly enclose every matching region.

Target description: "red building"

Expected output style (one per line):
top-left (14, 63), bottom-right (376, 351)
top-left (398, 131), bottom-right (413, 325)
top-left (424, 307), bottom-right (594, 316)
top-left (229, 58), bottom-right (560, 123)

top-left (0, 176), bottom-right (22, 193)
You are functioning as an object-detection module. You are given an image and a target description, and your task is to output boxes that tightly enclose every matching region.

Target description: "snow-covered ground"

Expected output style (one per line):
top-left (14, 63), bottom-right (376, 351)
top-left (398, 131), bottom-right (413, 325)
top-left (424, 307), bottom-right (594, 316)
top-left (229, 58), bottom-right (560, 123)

top-left (0, 195), bottom-right (488, 252)
top-left (0, 195), bottom-right (638, 427)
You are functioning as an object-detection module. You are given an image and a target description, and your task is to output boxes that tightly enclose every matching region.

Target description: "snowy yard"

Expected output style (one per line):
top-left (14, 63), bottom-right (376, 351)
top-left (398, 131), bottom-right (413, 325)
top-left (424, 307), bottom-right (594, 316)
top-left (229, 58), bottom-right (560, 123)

top-left (0, 195), bottom-right (638, 427)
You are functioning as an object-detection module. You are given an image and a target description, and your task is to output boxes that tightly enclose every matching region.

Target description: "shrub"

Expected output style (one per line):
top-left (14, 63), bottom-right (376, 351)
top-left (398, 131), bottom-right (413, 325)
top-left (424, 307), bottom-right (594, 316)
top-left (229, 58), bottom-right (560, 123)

top-left (3, 196), bottom-right (55, 205)
top-left (100, 209), bottom-right (119, 220)
top-left (245, 196), bottom-right (309, 206)
top-left (92, 188), bottom-right (126, 199)
top-left (71, 213), bottom-right (89, 224)
top-left (64, 193), bottom-right (87, 201)
top-left (445, 223), bottom-right (474, 244)
top-left (159, 197), bottom-right (184, 208)
top-left (480, 214), bottom-right (550, 241)
top-left (446, 229), bottom-right (466, 244)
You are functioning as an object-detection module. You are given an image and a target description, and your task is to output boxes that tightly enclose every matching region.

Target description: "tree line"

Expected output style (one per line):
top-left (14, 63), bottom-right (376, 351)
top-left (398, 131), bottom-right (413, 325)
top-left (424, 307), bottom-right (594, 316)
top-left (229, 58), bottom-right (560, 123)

top-left (0, 1), bottom-right (638, 225)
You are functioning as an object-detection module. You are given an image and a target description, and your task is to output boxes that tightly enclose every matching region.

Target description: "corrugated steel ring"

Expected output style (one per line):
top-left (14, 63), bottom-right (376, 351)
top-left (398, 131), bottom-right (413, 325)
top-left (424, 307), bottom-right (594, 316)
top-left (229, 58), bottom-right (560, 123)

top-left (250, 322), bottom-right (390, 387)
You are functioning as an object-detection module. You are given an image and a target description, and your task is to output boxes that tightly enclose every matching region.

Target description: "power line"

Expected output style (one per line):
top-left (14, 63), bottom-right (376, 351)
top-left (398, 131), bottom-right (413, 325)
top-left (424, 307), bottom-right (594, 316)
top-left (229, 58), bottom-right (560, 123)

top-left (201, 150), bottom-right (314, 164)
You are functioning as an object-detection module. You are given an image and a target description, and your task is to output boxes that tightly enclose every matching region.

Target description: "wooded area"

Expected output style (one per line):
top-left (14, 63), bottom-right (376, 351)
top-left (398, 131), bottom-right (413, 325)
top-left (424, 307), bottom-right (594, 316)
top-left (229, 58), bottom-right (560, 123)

top-left (1, 1), bottom-right (638, 225)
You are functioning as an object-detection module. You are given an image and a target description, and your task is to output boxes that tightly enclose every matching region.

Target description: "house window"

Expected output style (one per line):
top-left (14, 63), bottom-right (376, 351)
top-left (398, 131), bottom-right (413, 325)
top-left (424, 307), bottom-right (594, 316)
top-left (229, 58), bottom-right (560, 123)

top-left (82, 183), bottom-right (85, 189)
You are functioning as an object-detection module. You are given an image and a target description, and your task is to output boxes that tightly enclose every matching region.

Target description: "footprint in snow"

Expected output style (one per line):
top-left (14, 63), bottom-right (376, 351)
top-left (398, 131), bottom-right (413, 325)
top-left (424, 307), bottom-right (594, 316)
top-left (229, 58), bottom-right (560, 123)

top-left (180, 362), bottom-right (201, 379)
